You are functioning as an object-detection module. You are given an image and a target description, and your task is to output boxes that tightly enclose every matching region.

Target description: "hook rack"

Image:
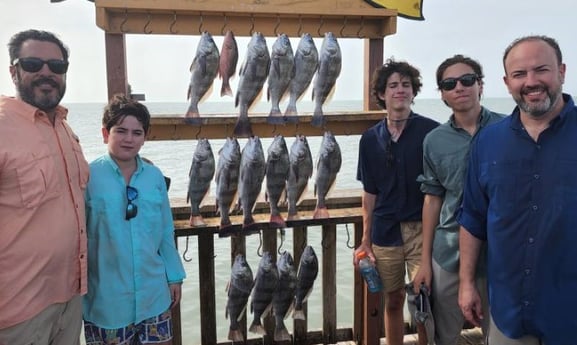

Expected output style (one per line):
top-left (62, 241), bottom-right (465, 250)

top-left (98, 2), bottom-right (397, 39)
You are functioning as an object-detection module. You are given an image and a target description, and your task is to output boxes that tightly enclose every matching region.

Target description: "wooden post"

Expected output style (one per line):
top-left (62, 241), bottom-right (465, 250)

top-left (230, 235), bottom-right (248, 341)
top-left (198, 233), bottom-right (217, 344)
top-left (104, 33), bottom-right (128, 100)
top-left (322, 224), bottom-right (337, 344)
top-left (292, 226), bottom-right (308, 344)
top-left (262, 229), bottom-right (278, 345)
top-left (363, 38), bottom-right (385, 112)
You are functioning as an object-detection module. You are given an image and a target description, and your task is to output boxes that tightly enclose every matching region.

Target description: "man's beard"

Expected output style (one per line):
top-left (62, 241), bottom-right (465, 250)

top-left (514, 85), bottom-right (562, 118)
top-left (16, 72), bottom-right (66, 111)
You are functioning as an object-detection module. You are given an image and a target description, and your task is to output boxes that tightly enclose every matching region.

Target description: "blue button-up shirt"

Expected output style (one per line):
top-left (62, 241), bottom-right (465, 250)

top-left (459, 94), bottom-right (577, 344)
top-left (357, 113), bottom-right (438, 246)
top-left (83, 154), bottom-right (186, 328)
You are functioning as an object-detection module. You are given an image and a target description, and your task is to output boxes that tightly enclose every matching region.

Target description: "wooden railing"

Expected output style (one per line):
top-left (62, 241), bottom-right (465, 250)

top-left (169, 192), bottom-right (381, 345)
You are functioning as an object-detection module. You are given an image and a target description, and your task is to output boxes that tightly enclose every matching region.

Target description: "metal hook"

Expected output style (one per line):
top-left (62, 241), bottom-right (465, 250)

top-left (297, 15), bottom-right (303, 37)
top-left (182, 236), bottom-right (193, 262)
top-left (144, 12), bottom-right (153, 34)
top-left (249, 14), bottom-right (255, 36)
top-left (340, 16), bottom-right (348, 38)
top-left (277, 229), bottom-right (286, 255)
top-left (169, 12), bottom-right (178, 34)
top-left (317, 16), bottom-right (324, 37)
top-left (256, 231), bottom-right (263, 257)
top-left (356, 16), bottom-right (365, 39)
top-left (195, 125), bottom-right (202, 140)
top-left (321, 230), bottom-right (329, 250)
top-left (120, 8), bottom-right (129, 33)
top-left (274, 14), bottom-right (281, 36)
top-left (171, 125), bottom-right (180, 140)
top-left (272, 124), bottom-right (277, 134)
top-left (345, 224), bottom-right (355, 249)
top-left (221, 13), bottom-right (228, 36)
top-left (198, 12), bottom-right (204, 34)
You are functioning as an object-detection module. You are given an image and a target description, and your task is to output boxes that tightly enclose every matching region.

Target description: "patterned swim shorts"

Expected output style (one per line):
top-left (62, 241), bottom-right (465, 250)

top-left (84, 310), bottom-right (173, 345)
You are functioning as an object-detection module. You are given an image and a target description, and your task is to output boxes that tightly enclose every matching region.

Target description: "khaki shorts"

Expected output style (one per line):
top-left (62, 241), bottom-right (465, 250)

top-left (372, 221), bottom-right (422, 294)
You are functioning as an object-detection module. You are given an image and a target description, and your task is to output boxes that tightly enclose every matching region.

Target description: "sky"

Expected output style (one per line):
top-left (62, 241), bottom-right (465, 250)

top-left (0, 0), bottom-right (575, 103)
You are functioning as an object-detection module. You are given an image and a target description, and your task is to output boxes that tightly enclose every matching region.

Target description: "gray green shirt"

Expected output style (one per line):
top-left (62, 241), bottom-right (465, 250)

top-left (418, 107), bottom-right (505, 272)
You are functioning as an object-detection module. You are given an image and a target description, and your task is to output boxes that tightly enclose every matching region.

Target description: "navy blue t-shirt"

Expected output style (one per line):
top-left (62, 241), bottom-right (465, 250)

top-left (357, 113), bottom-right (439, 246)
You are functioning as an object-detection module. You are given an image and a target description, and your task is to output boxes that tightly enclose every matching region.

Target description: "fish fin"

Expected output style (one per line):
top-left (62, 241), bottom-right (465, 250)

top-left (292, 308), bottom-right (306, 320)
top-left (189, 215), bottom-right (207, 227)
top-left (269, 214), bottom-right (286, 228)
top-left (228, 329), bottom-right (244, 342)
top-left (283, 301), bottom-right (295, 320)
top-left (186, 84), bottom-right (192, 101)
top-left (248, 322), bottom-right (266, 335)
top-left (274, 323), bottom-right (291, 342)
top-left (233, 114), bottom-right (253, 137)
top-left (313, 207), bottom-right (329, 219)
top-left (221, 81), bottom-right (233, 97)
top-left (310, 110), bottom-right (324, 127)
top-left (199, 84), bottom-right (214, 103)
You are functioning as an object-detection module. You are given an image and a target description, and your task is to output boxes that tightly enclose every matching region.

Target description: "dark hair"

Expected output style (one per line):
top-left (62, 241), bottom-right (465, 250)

top-left (8, 29), bottom-right (69, 64)
top-left (503, 35), bottom-right (562, 72)
top-left (102, 94), bottom-right (151, 133)
top-left (436, 54), bottom-right (484, 89)
top-left (371, 58), bottom-right (422, 109)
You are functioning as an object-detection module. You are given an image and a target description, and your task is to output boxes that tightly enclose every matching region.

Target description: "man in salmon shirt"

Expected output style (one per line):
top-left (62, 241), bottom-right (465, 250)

top-left (0, 29), bottom-right (89, 345)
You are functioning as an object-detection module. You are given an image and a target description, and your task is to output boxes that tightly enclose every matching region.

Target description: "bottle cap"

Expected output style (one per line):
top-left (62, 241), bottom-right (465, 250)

top-left (356, 251), bottom-right (367, 259)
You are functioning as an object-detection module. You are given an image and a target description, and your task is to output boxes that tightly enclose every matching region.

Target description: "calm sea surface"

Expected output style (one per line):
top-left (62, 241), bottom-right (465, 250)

top-left (67, 97), bottom-right (515, 344)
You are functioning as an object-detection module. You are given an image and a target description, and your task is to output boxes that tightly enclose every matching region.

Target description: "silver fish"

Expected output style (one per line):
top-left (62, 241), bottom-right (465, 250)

top-left (267, 33), bottom-right (295, 124)
top-left (238, 136), bottom-right (266, 230)
top-left (185, 31), bottom-right (220, 120)
top-left (313, 131), bottom-right (342, 219)
top-left (285, 33), bottom-right (319, 120)
top-left (286, 135), bottom-right (313, 220)
top-left (219, 30), bottom-right (239, 97)
top-left (249, 251), bottom-right (279, 335)
top-left (226, 254), bottom-right (254, 342)
top-left (273, 251), bottom-right (297, 341)
top-left (311, 32), bottom-right (342, 127)
top-left (265, 135), bottom-right (290, 228)
top-left (234, 32), bottom-right (270, 137)
top-left (187, 138), bottom-right (215, 227)
top-left (293, 245), bottom-right (318, 320)
top-left (215, 137), bottom-right (241, 229)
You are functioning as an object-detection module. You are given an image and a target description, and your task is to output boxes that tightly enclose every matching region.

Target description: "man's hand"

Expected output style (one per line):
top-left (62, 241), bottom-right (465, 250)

top-left (458, 281), bottom-right (483, 327)
top-left (169, 283), bottom-right (182, 309)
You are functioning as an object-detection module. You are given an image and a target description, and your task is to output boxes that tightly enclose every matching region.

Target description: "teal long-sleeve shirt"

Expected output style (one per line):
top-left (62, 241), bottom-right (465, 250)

top-left (83, 153), bottom-right (186, 328)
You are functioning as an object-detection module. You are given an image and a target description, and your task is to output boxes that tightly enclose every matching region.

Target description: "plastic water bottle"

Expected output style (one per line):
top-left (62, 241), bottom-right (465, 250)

top-left (356, 251), bottom-right (383, 293)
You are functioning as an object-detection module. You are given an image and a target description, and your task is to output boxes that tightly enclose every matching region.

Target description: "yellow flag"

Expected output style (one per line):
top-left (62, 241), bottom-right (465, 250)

top-left (364, 0), bottom-right (424, 20)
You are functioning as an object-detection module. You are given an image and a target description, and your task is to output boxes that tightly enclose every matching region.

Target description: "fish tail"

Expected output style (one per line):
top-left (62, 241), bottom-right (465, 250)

top-left (221, 80), bottom-right (233, 97)
top-left (185, 102), bottom-right (200, 119)
top-left (267, 108), bottom-right (285, 125)
top-left (189, 215), bottom-right (207, 227)
top-left (233, 112), bottom-right (253, 137)
top-left (248, 321), bottom-right (266, 335)
top-left (310, 106), bottom-right (324, 127)
top-left (269, 214), bottom-right (286, 228)
top-left (292, 308), bottom-right (306, 320)
top-left (274, 323), bottom-right (291, 342)
top-left (228, 329), bottom-right (244, 342)
top-left (313, 207), bottom-right (330, 219)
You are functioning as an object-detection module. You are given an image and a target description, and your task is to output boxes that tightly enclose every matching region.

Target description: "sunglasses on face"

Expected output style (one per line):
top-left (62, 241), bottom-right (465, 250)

top-left (125, 186), bottom-right (138, 220)
top-left (12, 57), bottom-right (69, 74)
top-left (439, 73), bottom-right (479, 91)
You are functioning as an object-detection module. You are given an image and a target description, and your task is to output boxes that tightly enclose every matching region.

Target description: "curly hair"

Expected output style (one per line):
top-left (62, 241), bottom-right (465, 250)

top-left (8, 29), bottom-right (69, 64)
top-left (371, 58), bottom-right (422, 109)
top-left (102, 94), bottom-right (151, 133)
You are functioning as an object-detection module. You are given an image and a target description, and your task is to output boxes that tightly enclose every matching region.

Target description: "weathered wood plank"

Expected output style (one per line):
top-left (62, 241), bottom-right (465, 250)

top-left (322, 224), bottom-right (337, 344)
top-left (353, 221), bottom-right (364, 344)
top-left (230, 235), bottom-right (248, 342)
top-left (262, 230), bottom-right (277, 344)
top-left (104, 33), bottom-right (127, 100)
top-left (198, 233), bottom-right (217, 344)
top-left (293, 226), bottom-right (308, 344)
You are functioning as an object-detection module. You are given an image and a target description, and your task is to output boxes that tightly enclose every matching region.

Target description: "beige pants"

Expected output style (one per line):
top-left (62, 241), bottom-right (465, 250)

top-left (488, 317), bottom-right (543, 345)
top-left (0, 295), bottom-right (82, 345)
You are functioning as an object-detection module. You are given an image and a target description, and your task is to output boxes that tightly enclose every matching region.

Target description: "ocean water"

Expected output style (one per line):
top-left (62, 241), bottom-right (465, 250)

top-left (67, 97), bottom-right (515, 344)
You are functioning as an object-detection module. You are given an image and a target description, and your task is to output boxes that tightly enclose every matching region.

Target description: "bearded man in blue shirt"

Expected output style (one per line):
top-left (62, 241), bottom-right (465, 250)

top-left (458, 35), bottom-right (577, 345)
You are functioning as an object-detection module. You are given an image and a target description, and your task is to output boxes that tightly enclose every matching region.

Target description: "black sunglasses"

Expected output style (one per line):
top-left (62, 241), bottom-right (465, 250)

top-left (439, 73), bottom-right (479, 91)
top-left (125, 186), bottom-right (138, 220)
top-left (385, 136), bottom-right (395, 168)
top-left (12, 57), bottom-right (69, 74)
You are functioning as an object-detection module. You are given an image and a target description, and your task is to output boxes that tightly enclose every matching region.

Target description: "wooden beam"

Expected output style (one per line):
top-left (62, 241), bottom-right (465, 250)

top-left (198, 233), bottom-right (217, 345)
top-left (94, 0), bottom-right (397, 38)
top-left (363, 38), bottom-right (384, 111)
top-left (104, 33), bottom-right (128, 100)
top-left (322, 224), bottom-right (337, 344)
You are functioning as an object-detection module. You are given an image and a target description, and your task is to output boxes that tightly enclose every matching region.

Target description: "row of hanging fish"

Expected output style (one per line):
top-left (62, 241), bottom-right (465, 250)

top-left (226, 246), bottom-right (319, 342)
top-left (186, 132), bottom-right (342, 230)
top-left (184, 30), bottom-right (342, 137)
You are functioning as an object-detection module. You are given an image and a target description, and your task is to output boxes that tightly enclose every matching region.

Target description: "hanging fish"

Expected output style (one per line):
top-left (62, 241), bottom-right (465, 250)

top-left (234, 32), bottom-right (270, 137)
top-left (185, 31), bottom-right (220, 121)
top-left (273, 251), bottom-right (298, 341)
top-left (311, 32), bottom-right (342, 127)
top-left (215, 137), bottom-right (241, 229)
top-left (293, 245), bottom-right (319, 320)
top-left (187, 138), bottom-right (215, 226)
top-left (238, 136), bottom-right (266, 231)
top-left (285, 33), bottom-right (319, 121)
top-left (226, 254), bottom-right (254, 342)
top-left (219, 30), bottom-right (239, 97)
top-left (248, 252), bottom-right (279, 335)
top-left (266, 33), bottom-right (295, 124)
top-left (265, 135), bottom-right (290, 228)
top-left (286, 135), bottom-right (313, 220)
top-left (313, 131), bottom-right (342, 219)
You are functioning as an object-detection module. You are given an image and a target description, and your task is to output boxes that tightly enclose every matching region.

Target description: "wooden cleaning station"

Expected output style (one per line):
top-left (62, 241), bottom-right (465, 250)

top-left (95, 0), bottom-right (397, 344)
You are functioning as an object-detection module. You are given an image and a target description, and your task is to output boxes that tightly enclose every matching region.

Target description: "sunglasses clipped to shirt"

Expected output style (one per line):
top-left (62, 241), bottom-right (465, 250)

top-left (125, 186), bottom-right (138, 220)
top-left (438, 73), bottom-right (479, 91)
top-left (12, 57), bottom-right (69, 74)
